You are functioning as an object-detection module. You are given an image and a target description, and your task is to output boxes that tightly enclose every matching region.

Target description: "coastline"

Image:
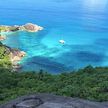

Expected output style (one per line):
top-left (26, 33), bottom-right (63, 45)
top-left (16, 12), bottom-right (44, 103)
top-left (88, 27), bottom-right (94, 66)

top-left (0, 23), bottom-right (44, 71)
top-left (0, 23), bottom-right (43, 34)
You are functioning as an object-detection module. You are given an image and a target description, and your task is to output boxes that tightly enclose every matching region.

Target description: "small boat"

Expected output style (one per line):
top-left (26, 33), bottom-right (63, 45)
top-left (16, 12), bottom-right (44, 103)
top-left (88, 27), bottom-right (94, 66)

top-left (59, 40), bottom-right (65, 44)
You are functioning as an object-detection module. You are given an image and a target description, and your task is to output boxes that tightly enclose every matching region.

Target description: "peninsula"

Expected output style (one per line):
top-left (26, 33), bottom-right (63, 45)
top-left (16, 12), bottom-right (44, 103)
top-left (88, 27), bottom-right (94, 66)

top-left (0, 23), bottom-right (43, 33)
top-left (0, 23), bottom-right (44, 69)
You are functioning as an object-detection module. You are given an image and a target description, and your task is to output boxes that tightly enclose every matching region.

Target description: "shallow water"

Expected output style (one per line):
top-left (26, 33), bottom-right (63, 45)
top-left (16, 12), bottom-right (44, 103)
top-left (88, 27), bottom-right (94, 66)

top-left (1, 0), bottom-right (108, 73)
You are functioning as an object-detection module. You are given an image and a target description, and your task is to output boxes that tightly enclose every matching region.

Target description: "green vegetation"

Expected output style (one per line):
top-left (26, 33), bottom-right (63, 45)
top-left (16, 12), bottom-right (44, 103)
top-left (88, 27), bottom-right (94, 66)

top-left (0, 26), bottom-right (9, 32)
top-left (0, 43), bottom-right (11, 68)
top-left (0, 26), bottom-right (19, 32)
top-left (0, 66), bottom-right (108, 104)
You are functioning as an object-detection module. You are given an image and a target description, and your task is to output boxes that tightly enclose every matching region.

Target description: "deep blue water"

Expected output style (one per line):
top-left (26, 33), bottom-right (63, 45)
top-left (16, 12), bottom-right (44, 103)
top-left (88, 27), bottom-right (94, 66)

top-left (1, 0), bottom-right (108, 73)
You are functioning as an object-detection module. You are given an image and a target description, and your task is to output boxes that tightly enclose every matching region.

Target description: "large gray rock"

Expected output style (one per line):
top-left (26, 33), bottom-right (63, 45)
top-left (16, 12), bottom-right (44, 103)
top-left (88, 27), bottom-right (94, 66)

top-left (0, 94), bottom-right (108, 108)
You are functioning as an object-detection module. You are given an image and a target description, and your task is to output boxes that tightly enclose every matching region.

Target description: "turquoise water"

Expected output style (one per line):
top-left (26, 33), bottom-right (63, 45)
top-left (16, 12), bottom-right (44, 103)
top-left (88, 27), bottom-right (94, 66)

top-left (1, 0), bottom-right (108, 73)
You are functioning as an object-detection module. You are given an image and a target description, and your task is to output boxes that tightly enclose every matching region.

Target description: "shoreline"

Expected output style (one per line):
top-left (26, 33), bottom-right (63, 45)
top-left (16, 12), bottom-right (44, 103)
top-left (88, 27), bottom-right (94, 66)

top-left (0, 23), bottom-right (44, 71)
top-left (0, 23), bottom-right (43, 33)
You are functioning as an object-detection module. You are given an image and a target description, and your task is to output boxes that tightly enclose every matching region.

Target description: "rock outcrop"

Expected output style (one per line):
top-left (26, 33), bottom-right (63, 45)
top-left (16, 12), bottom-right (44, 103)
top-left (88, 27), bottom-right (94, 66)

top-left (0, 23), bottom-right (43, 33)
top-left (0, 44), bottom-right (26, 70)
top-left (0, 94), bottom-right (108, 108)
top-left (10, 50), bottom-right (26, 63)
top-left (22, 23), bottom-right (43, 32)
top-left (9, 50), bottom-right (26, 70)
top-left (0, 35), bottom-right (6, 41)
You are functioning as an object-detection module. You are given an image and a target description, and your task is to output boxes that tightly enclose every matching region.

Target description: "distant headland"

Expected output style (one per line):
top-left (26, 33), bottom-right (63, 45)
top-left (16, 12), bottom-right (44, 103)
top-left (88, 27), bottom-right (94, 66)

top-left (0, 23), bottom-right (43, 41)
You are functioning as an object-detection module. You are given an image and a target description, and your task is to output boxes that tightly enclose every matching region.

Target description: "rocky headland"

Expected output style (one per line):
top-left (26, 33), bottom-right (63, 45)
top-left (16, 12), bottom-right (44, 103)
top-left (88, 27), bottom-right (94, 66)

top-left (0, 43), bottom-right (26, 70)
top-left (0, 23), bottom-right (43, 33)
top-left (0, 23), bottom-right (43, 70)
top-left (22, 23), bottom-right (43, 32)
top-left (9, 49), bottom-right (26, 70)
top-left (0, 94), bottom-right (108, 108)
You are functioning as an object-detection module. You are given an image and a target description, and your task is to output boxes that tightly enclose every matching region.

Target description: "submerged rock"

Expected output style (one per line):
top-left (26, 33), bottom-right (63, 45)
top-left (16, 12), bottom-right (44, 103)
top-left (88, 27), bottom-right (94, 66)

top-left (0, 94), bottom-right (108, 108)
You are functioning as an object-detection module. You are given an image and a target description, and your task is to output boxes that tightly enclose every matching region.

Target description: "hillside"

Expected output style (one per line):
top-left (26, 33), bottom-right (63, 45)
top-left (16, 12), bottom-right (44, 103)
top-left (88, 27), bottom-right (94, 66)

top-left (0, 66), bottom-right (108, 104)
top-left (0, 42), bottom-right (26, 70)
top-left (0, 42), bottom-right (11, 68)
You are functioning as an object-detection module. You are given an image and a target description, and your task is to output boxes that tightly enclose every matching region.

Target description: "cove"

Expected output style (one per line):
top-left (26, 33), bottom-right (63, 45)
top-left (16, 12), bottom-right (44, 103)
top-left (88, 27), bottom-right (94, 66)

top-left (1, 0), bottom-right (108, 73)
